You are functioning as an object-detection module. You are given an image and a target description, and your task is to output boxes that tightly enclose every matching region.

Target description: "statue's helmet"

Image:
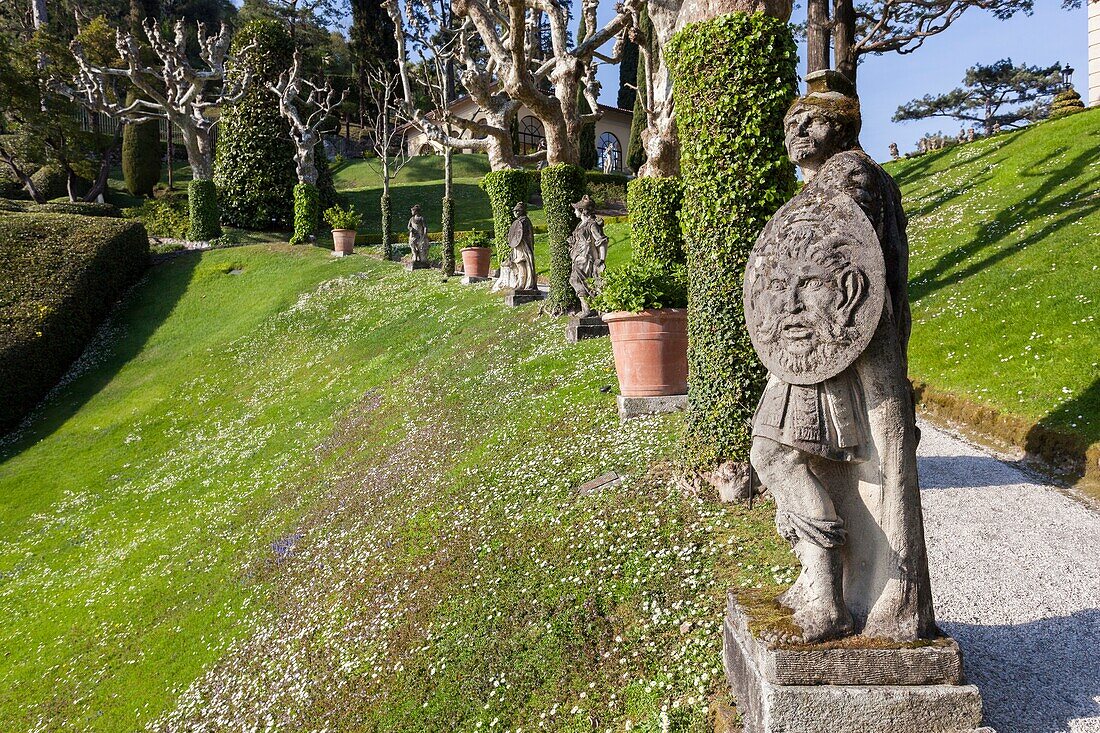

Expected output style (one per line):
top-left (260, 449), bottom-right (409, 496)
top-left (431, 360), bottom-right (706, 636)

top-left (513, 201), bottom-right (527, 215)
top-left (411, 204), bottom-right (422, 214)
top-left (785, 70), bottom-right (862, 163)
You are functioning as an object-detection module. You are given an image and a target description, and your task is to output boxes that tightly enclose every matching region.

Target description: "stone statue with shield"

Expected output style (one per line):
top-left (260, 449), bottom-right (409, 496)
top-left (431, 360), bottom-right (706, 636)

top-left (727, 70), bottom-right (987, 733)
top-left (407, 204), bottom-right (431, 269)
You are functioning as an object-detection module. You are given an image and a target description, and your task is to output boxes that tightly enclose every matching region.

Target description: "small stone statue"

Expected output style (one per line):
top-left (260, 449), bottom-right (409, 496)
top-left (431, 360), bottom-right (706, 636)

top-left (602, 140), bottom-right (617, 174)
top-left (744, 70), bottom-right (935, 644)
top-left (507, 202), bottom-right (536, 291)
top-left (407, 205), bottom-right (430, 266)
top-left (568, 195), bottom-right (608, 317)
top-left (966, 127), bottom-right (976, 143)
top-left (888, 142), bottom-right (899, 160)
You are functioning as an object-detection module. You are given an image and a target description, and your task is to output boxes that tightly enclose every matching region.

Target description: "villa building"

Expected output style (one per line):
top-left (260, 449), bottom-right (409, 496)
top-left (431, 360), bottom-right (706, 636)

top-left (404, 96), bottom-right (635, 173)
top-left (1090, 0), bottom-right (1099, 105)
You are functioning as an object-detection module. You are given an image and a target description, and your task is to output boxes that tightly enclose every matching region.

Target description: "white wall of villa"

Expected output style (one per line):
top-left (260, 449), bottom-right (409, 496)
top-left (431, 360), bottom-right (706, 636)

top-left (405, 97), bottom-right (635, 173)
top-left (1090, 0), bottom-right (1100, 105)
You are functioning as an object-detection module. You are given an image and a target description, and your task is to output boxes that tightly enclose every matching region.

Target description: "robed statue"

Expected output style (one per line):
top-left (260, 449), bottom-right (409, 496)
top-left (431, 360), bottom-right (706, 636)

top-left (507, 202), bottom-right (537, 291)
top-left (744, 71), bottom-right (936, 644)
top-left (568, 195), bottom-right (608, 317)
top-left (407, 205), bottom-right (430, 265)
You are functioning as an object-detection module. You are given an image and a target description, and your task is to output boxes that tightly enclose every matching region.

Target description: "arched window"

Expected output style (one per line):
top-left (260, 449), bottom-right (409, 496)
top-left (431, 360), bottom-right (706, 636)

top-left (418, 143), bottom-right (435, 156)
top-left (519, 115), bottom-right (545, 155)
top-left (597, 132), bottom-right (622, 172)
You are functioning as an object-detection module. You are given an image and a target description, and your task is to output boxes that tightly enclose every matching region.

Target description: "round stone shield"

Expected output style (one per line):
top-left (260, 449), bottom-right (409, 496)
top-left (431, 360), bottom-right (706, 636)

top-left (743, 193), bottom-right (886, 386)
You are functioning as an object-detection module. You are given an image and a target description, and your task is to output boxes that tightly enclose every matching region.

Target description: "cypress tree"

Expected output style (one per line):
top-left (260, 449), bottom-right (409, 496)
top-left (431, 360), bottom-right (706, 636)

top-left (576, 11), bottom-right (597, 170)
top-left (617, 38), bottom-right (638, 110)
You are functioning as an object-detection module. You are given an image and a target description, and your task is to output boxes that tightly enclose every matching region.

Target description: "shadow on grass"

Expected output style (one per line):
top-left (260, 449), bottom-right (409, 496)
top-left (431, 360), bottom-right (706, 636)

top-left (910, 140), bottom-right (1100, 303)
top-left (0, 252), bottom-right (199, 460)
top-left (1024, 377), bottom-right (1100, 481)
top-left (943, 609), bottom-right (1100, 733)
top-left (344, 181), bottom-right (499, 237)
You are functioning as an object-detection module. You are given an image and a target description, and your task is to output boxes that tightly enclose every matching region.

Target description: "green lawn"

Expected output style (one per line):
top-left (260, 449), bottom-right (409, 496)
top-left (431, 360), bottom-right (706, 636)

top-left (888, 108), bottom-right (1100, 444)
top-left (0, 246), bottom-right (787, 730)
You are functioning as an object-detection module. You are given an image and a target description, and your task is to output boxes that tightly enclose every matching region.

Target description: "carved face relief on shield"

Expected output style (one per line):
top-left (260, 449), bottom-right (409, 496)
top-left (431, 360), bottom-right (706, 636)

top-left (745, 194), bottom-right (886, 385)
top-left (751, 231), bottom-right (866, 376)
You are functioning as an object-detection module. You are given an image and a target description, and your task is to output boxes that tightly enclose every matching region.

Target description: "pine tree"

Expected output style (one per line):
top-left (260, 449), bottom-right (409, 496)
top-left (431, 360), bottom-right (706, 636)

top-left (349, 0), bottom-right (398, 120)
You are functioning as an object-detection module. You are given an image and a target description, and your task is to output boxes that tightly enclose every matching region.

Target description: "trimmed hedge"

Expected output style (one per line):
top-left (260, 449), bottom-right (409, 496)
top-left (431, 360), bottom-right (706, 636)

top-left (0, 212), bottom-right (149, 433)
top-left (541, 163), bottom-right (586, 314)
top-left (480, 169), bottom-right (530, 266)
top-left (0, 200), bottom-right (122, 217)
top-left (188, 179), bottom-right (221, 240)
top-left (30, 166), bottom-right (91, 202)
top-left (121, 90), bottom-right (161, 198)
top-left (441, 195), bottom-right (455, 276)
top-left (1050, 89), bottom-right (1085, 119)
top-left (666, 13), bottom-right (798, 468)
top-left (628, 177), bottom-right (684, 266)
top-left (291, 182), bottom-right (320, 245)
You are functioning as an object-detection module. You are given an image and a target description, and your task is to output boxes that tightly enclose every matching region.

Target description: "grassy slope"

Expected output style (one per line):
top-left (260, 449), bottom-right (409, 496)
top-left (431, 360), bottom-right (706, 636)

top-left (888, 108), bottom-right (1100, 444)
top-left (0, 246), bottom-right (788, 731)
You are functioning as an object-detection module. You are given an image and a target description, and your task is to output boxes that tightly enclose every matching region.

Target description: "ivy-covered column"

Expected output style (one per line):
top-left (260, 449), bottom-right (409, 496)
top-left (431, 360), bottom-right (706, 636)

top-left (480, 169), bottom-right (530, 270)
top-left (290, 182), bottom-right (320, 245)
top-left (628, 176), bottom-right (684, 267)
top-left (188, 179), bottom-right (221, 240)
top-left (381, 192), bottom-right (393, 260)
top-left (541, 163), bottom-right (586, 315)
top-left (666, 12), bottom-right (798, 475)
top-left (441, 195), bottom-right (455, 276)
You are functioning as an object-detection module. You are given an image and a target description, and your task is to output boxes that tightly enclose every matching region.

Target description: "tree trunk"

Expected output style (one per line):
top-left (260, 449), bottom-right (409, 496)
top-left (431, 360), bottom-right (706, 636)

top-left (832, 0), bottom-right (857, 87)
top-left (807, 0), bottom-right (831, 74)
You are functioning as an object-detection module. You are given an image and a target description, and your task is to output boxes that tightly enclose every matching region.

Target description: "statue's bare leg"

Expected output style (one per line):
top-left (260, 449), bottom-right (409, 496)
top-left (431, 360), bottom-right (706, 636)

top-left (750, 436), bottom-right (854, 643)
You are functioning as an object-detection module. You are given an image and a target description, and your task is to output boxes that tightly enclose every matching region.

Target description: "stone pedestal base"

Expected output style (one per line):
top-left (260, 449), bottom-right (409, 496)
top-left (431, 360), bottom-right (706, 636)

top-left (723, 593), bottom-right (988, 733)
top-left (504, 289), bottom-right (546, 306)
top-left (460, 275), bottom-right (491, 284)
top-left (566, 314), bottom-right (609, 342)
top-left (406, 261), bottom-right (432, 270)
top-left (332, 250), bottom-right (352, 258)
top-left (617, 394), bottom-right (687, 420)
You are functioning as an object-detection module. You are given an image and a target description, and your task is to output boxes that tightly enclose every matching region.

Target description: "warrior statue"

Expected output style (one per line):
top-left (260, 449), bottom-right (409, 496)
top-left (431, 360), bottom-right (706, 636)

top-left (407, 205), bottom-right (430, 265)
top-left (507, 202), bottom-right (537, 291)
top-left (568, 195), bottom-right (609, 317)
top-left (744, 70), bottom-right (935, 644)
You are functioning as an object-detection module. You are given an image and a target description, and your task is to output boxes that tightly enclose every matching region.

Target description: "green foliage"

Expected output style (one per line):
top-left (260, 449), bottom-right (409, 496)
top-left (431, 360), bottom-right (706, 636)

top-left (628, 177), bottom-right (684, 266)
top-left (123, 197), bottom-right (190, 238)
top-left (214, 19), bottom-right (297, 229)
top-left (441, 195), bottom-right (455, 276)
top-left (323, 203), bottom-right (362, 231)
top-left (188, 179), bottom-right (221, 240)
top-left (292, 183), bottom-right (321, 244)
top-left (26, 201), bottom-right (121, 218)
top-left (380, 192), bottom-right (393, 260)
top-left (1049, 88), bottom-right (1085, 119)
top-left (592, 260), bottom-right (687, 313)
top-left (458, 230), bottom-right (491, 249)
top-left (666, 13), bottom-right (798, 467)
top-left (29, 165), bottom-right (89, 201)
top-left (0, 212), bottom-right (148, 432)
top-left (892, 59), bottom-right (1062, 132)
top-left (541, 163), bottom-right (586, 314)
top-left (121, 89), bottom-right (162, 198)
top-left (617, 38), bottom-right (639, 110)
top-left (480, 169), bottom-right (530, 264)
top-left (627, 4), bottom-right (651, 173)
top-left (0, 168), bottom-right (30, 200)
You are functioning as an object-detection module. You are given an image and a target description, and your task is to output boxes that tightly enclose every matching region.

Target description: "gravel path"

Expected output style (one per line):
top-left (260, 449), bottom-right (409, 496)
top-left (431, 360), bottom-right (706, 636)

top-left (919, 420), bottom-right (1100, 733)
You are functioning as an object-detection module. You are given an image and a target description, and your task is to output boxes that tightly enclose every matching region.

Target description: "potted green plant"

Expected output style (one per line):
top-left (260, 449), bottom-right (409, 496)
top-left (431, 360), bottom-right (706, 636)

top-left (459, 229), bottom-right (492, 278)
top-left (593, 261), bottom-right (689, 397)
top-left (323, 204), bottom-right (362, 256)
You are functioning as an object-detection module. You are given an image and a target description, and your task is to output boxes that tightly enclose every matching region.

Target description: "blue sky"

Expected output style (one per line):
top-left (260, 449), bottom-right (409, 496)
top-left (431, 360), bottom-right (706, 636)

top-left (592, 1), bottom-right (1090, 161)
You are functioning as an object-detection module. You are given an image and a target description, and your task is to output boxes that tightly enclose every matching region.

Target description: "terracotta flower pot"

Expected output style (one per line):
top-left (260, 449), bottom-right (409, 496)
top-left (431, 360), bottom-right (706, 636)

top-left (602, 308), bottom-right (688, 397)
top-left (461, 246), bottom-right (491, 278)
top-left (332, 228), bottom-right (356, 255)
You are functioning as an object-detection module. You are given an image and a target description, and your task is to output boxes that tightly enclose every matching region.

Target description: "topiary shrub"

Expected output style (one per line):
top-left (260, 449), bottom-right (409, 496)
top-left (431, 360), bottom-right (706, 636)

top-left (628, 176), bottom-right (684, 266)
top-left (480, 169), bottom-right (530, 266)
top-left (666, 12), bottom-right (798, 468)
top-left (291, 182), bottom-right (320, 245)
top-left (188, 179), bottom-right (221, 240)
top-left (441, 195), bottom-right (455, 276)
top-left (1049, 88), bottom-right (1085, 119)
top-left (123, 198), bottom-right (190, 238)
top-left (0, 212), bottom-right (149, 433)
top-left (30, 165), bottom-right (90, 201)
top-left (214, 18), bottom-right (297, 230)
top-left (0, 168), bottom-right (28, 200)
top-left (121, 91), bottom-right (162, 198)
top-left (381, 192), bottom-right (393, 260)
top-left (541, 163), bottom-right (586, 314)
top-left (30, 201), bottom-right (121, 218)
